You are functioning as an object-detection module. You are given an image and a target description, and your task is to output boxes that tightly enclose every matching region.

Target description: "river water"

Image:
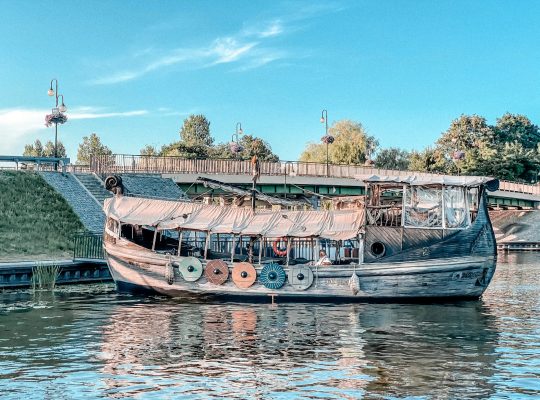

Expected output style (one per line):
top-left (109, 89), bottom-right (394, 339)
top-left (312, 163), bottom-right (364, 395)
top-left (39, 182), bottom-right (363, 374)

top-left (0, 253), bottom-right (539, 399)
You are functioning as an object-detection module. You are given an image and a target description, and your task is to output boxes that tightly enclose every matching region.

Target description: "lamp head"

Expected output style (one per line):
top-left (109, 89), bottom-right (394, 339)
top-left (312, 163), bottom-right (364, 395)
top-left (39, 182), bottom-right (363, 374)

top-left (48, 88), bottom-right (55, 96)
top-left (320, 117), bottom-right (325, 124)
top-left (59, 104), bottom-right (67, 113)
top-left (238, 128), bottom-right (243, 135)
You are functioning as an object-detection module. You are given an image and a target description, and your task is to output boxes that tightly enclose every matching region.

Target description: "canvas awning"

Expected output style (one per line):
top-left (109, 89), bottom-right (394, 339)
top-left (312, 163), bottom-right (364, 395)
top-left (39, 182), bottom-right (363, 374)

top-left (356, 174), bottom-right (499, 190)
top-left (104, 196), bottom-right (364, 240)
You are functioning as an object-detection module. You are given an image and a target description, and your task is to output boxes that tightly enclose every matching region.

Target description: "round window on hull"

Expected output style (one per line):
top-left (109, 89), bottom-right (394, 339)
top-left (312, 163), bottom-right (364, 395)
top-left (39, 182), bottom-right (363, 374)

top-left (371, 242), bottom-right (386, 257)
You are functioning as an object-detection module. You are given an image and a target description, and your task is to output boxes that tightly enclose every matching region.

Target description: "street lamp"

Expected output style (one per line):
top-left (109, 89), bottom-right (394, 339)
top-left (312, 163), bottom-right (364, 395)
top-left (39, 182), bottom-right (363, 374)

top-left (230, 122), bottom-right (245, 160)
top-left (320, 109), bottom-right (334, 177)
top-left (47, 79), bottom-right (68, 168)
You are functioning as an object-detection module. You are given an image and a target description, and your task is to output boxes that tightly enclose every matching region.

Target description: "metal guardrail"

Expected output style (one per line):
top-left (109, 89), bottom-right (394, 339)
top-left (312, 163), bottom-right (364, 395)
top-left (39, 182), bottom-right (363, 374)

top-left (73, 232), bottom-right (104, 260)
top-left (88, 154), bottom-right (540, 196)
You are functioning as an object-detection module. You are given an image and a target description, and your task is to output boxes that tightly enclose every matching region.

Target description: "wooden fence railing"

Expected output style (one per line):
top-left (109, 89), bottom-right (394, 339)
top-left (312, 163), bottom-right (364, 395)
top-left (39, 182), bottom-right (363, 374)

top-left (88, 154), bottom-right (540, 196)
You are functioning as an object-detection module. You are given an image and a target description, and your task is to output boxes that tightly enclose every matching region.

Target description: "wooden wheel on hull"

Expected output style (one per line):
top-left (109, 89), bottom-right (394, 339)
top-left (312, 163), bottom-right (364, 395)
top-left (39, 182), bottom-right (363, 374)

top-left (204, 260), bottom-right (229, 285)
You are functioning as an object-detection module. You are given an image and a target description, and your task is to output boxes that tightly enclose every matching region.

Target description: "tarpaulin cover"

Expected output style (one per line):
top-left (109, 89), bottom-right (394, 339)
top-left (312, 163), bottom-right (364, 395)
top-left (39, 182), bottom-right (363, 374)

top-left (104, 196), bottom-right (365, 240)
top-left (356, 174), bottom-right (498, 188)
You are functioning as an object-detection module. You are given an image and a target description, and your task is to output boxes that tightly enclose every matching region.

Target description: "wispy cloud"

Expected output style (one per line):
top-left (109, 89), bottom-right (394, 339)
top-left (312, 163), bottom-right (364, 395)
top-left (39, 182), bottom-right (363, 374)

top-left (89, 18), bottom-right (293, 85)
top-left (70, 109), bottom-right (148, 120)
top-left (0, 107), bottom-right (149, 154)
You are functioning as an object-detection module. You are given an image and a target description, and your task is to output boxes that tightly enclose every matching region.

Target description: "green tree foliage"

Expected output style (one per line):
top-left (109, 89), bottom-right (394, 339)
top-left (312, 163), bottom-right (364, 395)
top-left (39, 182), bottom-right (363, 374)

top-left (23, 139), bottom-right (66, 157)
top-left (408, 147), bottom-right (448, 173)
top-left (494, 113), bottom-right (540, 149)
top-left (299, 120), bottom-right (378, 164)
top-left (408, 113), bottom-right (540, 181)
top-left (159, 141), bottom-right (209, 159)
top-left (76, 133), bottom-right (113, 164)
top-left (374, 147), bottom-right (411, 170)
top-left (209, 135), bottom-right (279, 161)
top-left (140, 145), bottom-right (158, 156)
top-left (179, 114), bottom-right (213, 147)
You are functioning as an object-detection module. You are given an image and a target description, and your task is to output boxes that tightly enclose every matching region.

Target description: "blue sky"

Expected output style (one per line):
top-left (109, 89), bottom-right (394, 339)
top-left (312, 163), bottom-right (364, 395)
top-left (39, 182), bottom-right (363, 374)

top-left (1, 0), bottom-right (540, 161)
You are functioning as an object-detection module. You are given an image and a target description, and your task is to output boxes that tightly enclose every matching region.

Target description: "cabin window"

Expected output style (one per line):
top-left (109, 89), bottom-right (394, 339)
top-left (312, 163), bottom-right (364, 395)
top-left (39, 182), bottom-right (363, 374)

top-left (444, 186), bottom-right (469, 228)
top-left (403, 186), bottom-right (443, 228)
top-left (366, 185), bottom-right (403, 227)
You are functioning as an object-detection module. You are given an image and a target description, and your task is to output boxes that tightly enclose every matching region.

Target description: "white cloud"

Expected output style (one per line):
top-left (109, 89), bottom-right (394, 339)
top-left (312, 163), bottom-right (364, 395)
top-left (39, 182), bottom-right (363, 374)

top-left (253, 20), bottom-right (284, 38)
top-left (89, 17), bottom-right (291, 85)
top-left (0, 108), bottom-right (47, 154)
top-left (0, 107), bottom-right (148, 154)
top-left (70, 110), bottom-right (148, 120)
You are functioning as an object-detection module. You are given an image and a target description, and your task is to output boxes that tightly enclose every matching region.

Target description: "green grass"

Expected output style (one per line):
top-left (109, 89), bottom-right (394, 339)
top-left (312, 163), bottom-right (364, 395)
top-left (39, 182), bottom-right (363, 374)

top-left (0, 171), bottom-right (85, 261)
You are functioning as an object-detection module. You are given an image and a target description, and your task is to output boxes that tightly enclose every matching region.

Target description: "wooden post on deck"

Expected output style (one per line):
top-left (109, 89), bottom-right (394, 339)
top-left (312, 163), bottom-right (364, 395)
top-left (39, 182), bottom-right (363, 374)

top-left (177, 230), bottom-right (183, 256)
top-left (285, 237), bottom-right (292, 266)
top-left (204, 232), bottom-right (210, 260)
top-left (152, 228), bottom-right (158, 252)
top-left (231, 234), bottom-right (237, 263)
top-left (258, 236), bottom-right (263, 266)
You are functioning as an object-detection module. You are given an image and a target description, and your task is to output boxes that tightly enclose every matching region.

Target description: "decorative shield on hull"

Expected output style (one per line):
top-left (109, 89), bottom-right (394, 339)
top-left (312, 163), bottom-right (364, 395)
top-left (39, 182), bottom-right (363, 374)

top-left (232, 262), bottom-right (257, 289)
top-left (177, 257), bottom-right (203, 282)
top-left (259, 263), bottom-right (286, 289)
top-left (288, 265), bottom-right (314, 290)
top-left (205, 260), bottom-right (229, 285)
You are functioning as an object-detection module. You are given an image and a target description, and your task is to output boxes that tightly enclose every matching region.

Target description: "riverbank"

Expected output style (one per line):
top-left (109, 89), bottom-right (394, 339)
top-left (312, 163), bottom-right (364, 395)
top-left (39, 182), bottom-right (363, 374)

top-left (0, 171), bottom-right (85, 262)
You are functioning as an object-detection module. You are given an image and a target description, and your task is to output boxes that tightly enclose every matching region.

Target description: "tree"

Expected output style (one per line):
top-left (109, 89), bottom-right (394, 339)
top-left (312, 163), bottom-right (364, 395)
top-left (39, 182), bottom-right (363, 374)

top-left (140, 145), bottom-right (158, 156)
top-left (77, 133), bottom-right (112, 164)
top-left (179, 114), bottom-right (213, 147)
top-left (408, 147), bottom-right (448, 173)
top-left (209, 135), bottom-right (279, 161)
top-left (494, 113), bottom-right (540, 149)
top-left (374, 147), bottom-right (411, 170)
top-left (43, 141), bottom-right (66, 157)
top-left (23, 139), bottom-right (66, 157)
top-left (159, 141), bottom-right (209, 159)
top-left (299, 120), bottom-right (378, 164)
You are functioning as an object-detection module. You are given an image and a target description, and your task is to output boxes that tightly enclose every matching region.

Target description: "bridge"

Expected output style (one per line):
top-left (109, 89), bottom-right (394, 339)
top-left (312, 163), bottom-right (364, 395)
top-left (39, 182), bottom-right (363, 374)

top-left (88, 154), bottom-right (540, 209)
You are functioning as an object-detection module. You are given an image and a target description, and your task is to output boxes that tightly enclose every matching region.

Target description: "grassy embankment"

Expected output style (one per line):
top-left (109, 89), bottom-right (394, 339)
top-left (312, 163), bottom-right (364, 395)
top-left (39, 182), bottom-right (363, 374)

top-left (0, 171), bottom-right (85, 262)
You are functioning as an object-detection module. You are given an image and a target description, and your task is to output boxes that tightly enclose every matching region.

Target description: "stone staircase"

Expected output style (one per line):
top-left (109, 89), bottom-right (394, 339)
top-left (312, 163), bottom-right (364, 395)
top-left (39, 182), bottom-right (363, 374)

top-left (39, 172), bottom-right (105, 233)
top-left (119, 174), bottom-right (187, 200)
top-left (73, 173), bottom-right (113, 206)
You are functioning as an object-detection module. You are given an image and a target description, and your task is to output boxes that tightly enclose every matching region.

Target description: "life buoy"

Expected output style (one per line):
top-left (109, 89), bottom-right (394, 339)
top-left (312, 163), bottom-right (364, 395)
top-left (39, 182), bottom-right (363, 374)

top-left (272, 237), bottom-right (288, 257)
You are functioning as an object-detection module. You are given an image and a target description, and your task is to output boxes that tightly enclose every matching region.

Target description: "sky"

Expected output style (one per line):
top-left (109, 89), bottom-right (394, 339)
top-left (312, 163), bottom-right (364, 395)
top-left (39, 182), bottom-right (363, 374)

top-left (1, 0), bottom-right (540, 162)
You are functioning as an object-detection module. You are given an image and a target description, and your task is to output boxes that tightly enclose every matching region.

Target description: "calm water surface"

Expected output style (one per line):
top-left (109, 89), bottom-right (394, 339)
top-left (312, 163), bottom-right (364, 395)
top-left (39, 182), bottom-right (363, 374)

top-left (0, 253), bottom-right (539, 399)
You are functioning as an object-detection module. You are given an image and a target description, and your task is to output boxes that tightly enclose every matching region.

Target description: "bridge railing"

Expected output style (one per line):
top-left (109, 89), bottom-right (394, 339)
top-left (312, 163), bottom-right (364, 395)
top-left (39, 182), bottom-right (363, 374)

top-left (89, 154), bottom-right (540, 196)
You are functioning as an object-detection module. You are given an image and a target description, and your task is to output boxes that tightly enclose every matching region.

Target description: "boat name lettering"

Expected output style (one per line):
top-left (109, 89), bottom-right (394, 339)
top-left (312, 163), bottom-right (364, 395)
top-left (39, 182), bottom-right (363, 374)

top-left (320, 278), bottom-right (347, 287)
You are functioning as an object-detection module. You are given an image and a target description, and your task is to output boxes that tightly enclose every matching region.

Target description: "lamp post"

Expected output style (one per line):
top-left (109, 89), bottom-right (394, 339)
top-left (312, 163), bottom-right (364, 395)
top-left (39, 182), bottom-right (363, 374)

top-left (230, 122), bottom-right (244, 159)
top-left (320, 109), bottom-right (334, 177)
top-left (47, 79), bottom-right (67, 168)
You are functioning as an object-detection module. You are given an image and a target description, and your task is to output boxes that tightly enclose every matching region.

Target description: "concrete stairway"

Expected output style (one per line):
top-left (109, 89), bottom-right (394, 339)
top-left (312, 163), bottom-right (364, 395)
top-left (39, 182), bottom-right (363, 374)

top-left (39, 172), bottom-right (105, 233)
top-left (74, 173), bottom-right (113, 206)
top-left (119, 174), bottom-right (187, 200)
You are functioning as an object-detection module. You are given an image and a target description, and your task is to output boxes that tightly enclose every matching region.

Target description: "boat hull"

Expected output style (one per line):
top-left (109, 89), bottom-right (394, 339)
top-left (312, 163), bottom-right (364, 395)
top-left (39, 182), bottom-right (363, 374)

top-left (104, 246), bottom-right (496, 302)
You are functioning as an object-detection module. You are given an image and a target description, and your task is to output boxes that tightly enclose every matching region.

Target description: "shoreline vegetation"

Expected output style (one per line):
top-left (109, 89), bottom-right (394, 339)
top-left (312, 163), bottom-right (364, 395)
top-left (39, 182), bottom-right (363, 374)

top-left (0, 171), bottom-right (84, 262)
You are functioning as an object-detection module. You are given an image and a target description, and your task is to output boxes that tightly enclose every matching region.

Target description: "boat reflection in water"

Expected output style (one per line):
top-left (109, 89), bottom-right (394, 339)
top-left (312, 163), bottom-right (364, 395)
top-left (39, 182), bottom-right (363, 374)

top-left (99, 301), bottom-right (499, 398)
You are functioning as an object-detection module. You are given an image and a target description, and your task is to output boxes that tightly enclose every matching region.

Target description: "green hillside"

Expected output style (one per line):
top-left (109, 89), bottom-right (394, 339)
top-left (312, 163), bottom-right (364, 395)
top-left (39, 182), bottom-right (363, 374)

top-left (0, 171), bottom-right (85, 261)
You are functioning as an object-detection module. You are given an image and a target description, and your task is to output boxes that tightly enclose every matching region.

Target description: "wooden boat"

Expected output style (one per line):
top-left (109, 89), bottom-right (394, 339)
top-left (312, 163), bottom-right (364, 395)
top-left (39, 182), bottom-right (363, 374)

top-left (102, 174), bottom-right (499, 302)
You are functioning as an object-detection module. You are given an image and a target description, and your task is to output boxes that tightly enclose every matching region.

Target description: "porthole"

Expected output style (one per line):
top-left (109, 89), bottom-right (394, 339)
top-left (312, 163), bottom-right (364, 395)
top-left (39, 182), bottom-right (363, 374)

top-left (371, 242), bottom-right (386, 257)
